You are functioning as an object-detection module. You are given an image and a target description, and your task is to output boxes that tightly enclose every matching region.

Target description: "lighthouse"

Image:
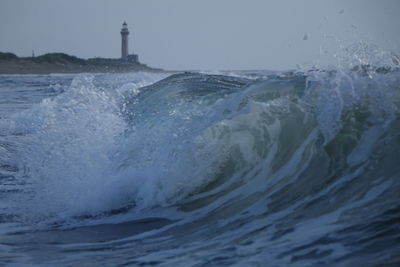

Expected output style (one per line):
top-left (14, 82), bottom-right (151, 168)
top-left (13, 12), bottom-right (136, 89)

top-left (120, 22), bottom-right (139, 62)
top-left (120, 22), bottom-right (129, 59)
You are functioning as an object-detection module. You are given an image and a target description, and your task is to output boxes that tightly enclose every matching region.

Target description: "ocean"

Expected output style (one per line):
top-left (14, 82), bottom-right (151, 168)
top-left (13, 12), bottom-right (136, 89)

top-left (0, 54), bottom-right (400, 266)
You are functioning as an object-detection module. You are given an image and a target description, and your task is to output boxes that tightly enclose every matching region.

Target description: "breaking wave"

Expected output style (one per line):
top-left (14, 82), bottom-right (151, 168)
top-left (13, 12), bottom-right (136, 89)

top-left (1, 49), bottom-right (400, 266)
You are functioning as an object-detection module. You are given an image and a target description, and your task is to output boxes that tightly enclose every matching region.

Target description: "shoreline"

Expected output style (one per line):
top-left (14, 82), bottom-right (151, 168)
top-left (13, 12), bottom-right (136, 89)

top-left (0, 52), bottom-right (163, 74)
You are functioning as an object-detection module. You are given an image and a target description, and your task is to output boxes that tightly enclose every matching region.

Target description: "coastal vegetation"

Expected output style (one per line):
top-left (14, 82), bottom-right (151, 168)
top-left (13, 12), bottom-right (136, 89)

top-left (0, 52), bottom-right (161, 74)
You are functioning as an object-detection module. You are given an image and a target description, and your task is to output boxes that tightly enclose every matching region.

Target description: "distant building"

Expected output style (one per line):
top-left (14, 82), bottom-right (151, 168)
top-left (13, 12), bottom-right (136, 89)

top-left (120, 22), bottom-right (139, 62)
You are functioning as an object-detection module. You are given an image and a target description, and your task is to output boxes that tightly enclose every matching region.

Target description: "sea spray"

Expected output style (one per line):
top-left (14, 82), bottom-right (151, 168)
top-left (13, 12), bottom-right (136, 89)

top-left (0, 46), bottom-right (399, 266)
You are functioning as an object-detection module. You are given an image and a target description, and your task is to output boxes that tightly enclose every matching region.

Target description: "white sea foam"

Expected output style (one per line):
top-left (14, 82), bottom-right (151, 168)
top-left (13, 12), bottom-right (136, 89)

top-left (0, 59), bottom-right (399, 266)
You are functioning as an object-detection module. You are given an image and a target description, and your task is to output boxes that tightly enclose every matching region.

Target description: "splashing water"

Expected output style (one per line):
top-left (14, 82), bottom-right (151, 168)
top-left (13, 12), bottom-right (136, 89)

top-left (0, 47), bottom-right (399, 266)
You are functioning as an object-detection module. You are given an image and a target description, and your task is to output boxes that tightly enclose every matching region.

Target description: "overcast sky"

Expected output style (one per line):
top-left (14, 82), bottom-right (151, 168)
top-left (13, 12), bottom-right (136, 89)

top-left (0, 0), bottom-right (399, 70)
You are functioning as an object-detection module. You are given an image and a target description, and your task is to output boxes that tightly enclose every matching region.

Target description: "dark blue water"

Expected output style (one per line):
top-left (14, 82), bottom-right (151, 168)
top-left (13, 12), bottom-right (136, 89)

top-left (0, 64), bottom-right (399, 266)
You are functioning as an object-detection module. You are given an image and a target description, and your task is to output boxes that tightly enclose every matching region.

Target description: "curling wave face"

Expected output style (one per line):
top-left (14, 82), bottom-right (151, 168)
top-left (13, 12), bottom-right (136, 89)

top-left (0, 65), bottom-right (399, 265)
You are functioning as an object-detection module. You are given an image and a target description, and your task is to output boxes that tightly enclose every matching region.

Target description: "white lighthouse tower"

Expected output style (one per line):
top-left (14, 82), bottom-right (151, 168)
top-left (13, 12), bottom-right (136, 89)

top-left (120, 22), bottom-right (129, 59)
top-left (120, 22), bottom-right (138, 62)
